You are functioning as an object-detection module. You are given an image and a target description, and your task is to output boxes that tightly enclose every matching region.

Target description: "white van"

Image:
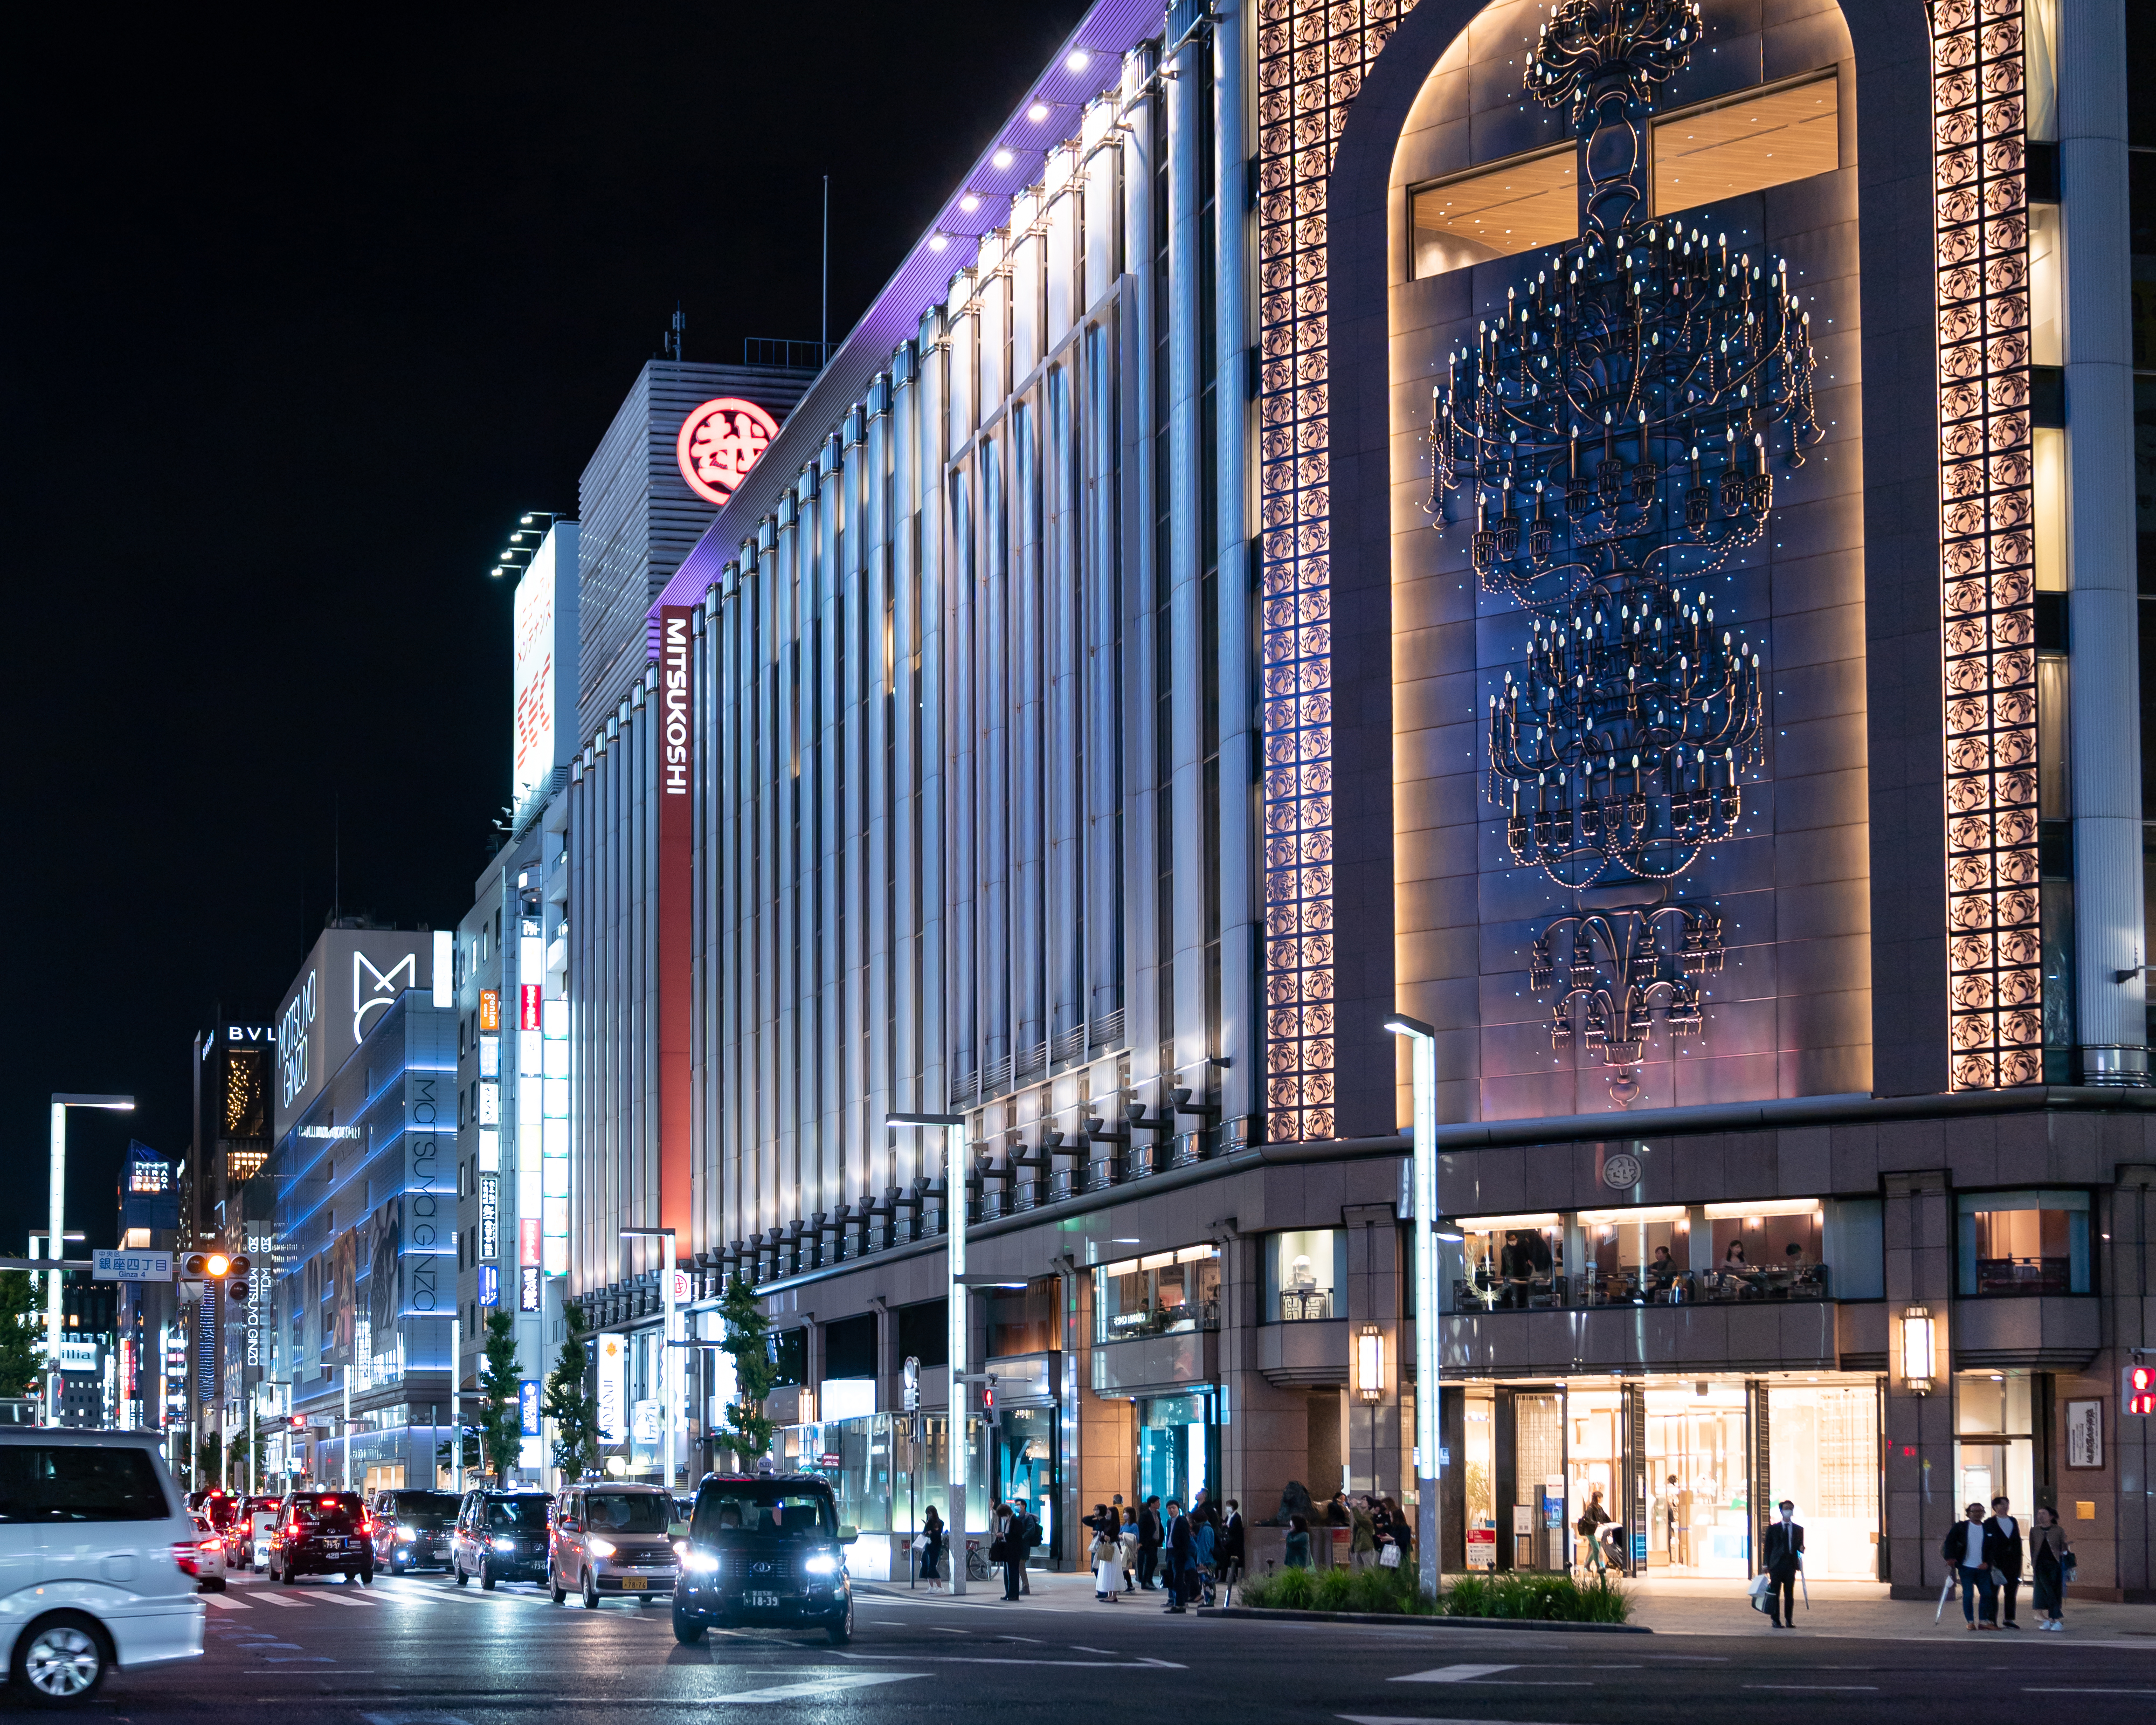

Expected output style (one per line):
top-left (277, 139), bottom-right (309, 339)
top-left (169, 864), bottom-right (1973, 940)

top-left (0, 1431), bottom-right (205, 1703)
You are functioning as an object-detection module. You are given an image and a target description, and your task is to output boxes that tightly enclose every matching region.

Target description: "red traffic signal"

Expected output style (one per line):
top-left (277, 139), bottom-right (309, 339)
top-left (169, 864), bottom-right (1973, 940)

top-left (2128, 1364), bottom-right (2156, 1418)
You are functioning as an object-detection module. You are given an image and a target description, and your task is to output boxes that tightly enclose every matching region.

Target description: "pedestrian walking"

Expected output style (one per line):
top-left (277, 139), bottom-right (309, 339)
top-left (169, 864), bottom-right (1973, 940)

top-left (1983, 1496), bottom-right (2024, 1628)
top-left (1760, 1499), bottom-right (1803, 1629)
top-left (1120, 1507), bottom-right (1140, 1593)
top-left (1220, 1499), bottom-right (1247, 1604)
top-left (1283, 1513), bottom-right (1312, 1569)
top-left (1138, 1496), bottom-right (1163, 1590)
top-left (1349, 1495), bottom-right (1377, 1570)
top-left (918, 1503), bottom-right (945, 1589)
top-left (1946, 1502), bottom-right (1997, 1629)
top-left (1575, 1486), bottom-right (1611, 1578)
top-left (2028, 1505), bottom-right (2070, 1632)
top-left (1161, 1499), bottom-right (1192, 1613)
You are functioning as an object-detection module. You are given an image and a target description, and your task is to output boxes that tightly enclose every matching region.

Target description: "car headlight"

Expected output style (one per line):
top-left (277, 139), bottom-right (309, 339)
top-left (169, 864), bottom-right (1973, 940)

top-left (682, 1551), bottom-right (719, 1574)
top-left (395, 1527), bottom-right (416, 1541)
top-left (804, 1552), bottom-right (840, 1576)
top-left (491, 1536), bottom-right (516, 1551)
top-left (585, 1537), bottom-right (617, 1558)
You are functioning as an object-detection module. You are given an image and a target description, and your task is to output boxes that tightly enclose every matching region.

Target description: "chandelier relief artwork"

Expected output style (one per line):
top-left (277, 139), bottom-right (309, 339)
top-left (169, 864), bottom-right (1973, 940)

top-left (1426, 0), bottom-right (1822, 1098)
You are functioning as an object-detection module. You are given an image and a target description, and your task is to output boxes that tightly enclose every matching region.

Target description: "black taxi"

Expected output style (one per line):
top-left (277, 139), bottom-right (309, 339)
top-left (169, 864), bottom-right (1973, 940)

top-left (671, 1473), bottom-right (856, 1646)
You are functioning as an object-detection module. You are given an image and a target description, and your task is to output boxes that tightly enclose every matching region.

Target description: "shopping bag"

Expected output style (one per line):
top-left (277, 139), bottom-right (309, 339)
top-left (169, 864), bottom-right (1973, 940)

top-left (912, 1535), bottom-right (929, 1554)
top-left (1379, 1543), bottom-right (1403, 1570)
top-left (1748, 1573), bottom-right (1772, 1614)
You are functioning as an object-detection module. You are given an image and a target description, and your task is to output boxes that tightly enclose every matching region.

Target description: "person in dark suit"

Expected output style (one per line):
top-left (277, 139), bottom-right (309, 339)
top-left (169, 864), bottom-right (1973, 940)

top-left (1760, 1499), bottom-right (1804, 1628)
top-left (1137, 1496), bottom-right (1163, 1590)
top-left (1160, 1500), bottom-right (1193, 1614)
top-left (1984, 1495), bottom-right (2025, 1628)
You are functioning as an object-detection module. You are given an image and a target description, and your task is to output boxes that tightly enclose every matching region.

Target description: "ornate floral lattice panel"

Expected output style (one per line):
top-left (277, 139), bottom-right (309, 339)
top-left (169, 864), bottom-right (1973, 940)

top-left (1254, 0), bottom-right (1416, 1142)
top-left (1933, 0), bottom-right (2041, 1089)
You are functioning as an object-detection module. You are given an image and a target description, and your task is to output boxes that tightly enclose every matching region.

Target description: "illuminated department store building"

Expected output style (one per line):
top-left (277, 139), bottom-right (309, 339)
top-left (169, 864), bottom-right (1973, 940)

top-left (559, 0), bottom-right (2156, 1597)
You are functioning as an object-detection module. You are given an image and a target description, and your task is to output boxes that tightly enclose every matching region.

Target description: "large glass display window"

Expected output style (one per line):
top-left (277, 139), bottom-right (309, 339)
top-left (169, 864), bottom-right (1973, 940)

top-left (1702, 1200), bottom-right (1825, 1297)
top-left (1765, 1383), bottom-right (1880, 1579)
top-left (1954, 1372), bottom-right (2035, 1519)
top-left (1094, 1245), bottom-right (1220, 1343)
top-left (1577, 1206), bottom-right (1688, 1306)
top-left (1957, 1190), bottom-right (2091, 1294)
top-left (1262, 1230), bottom-right (1344, 1322)
top-left (1451, 1214), bottom-right (1561, 1312)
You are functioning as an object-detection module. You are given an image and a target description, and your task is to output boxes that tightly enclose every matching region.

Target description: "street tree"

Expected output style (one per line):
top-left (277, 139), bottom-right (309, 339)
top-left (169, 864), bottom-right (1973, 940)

top-left (476, 1311), bottom-right (523, 1484)
top-left (716, 1276), bottom-right (777, 1465)
top-left (541, 1302), bottom-right (601, 1481)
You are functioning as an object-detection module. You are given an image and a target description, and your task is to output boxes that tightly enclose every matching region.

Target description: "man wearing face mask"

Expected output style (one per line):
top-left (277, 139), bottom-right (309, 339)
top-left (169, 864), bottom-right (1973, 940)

top-left (1760, 1499), bottom-right (1804, 1629)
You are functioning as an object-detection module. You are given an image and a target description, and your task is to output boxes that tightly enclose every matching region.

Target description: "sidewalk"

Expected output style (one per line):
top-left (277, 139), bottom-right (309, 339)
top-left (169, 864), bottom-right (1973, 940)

top-left (1619, 1575), bottom-right (2156, 1644)
top-left (868, 1568), bottom-right (2156, 1646)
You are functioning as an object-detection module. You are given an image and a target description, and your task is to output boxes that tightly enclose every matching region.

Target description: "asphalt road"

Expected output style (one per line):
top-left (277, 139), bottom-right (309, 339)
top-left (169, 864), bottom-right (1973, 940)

top-left (64, 1568), bottom-right (2156, 1725)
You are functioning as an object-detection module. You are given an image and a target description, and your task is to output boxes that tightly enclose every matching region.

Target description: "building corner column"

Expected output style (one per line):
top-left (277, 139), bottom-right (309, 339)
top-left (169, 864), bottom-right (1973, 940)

top-left (2058, 0), bottom-right (2146, 1080)
top-left (1882, 1171), bottom-right (1955, 1598)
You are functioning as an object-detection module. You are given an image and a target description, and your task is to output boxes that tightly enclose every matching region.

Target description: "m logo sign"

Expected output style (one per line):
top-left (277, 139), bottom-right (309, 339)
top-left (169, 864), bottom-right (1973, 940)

top-left (355, 950), bottom-right (417, 1039)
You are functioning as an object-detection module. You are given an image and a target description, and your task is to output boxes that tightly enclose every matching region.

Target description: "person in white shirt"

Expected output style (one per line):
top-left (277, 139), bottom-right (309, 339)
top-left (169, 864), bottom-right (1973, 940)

top-left (1951, 1502), bottom-right (1996, 1629)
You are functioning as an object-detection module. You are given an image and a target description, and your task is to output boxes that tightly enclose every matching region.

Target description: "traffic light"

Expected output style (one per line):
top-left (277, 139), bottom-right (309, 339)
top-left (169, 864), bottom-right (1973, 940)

top-left (182, 1251), bottom-right (250, 1294)
top-left (2128, 1364), bottom-right (2156, 1418)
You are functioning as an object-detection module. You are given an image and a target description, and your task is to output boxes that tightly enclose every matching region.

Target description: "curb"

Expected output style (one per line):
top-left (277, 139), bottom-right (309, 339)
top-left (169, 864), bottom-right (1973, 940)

top-left (1200, 1605), bottom-right (1650, 1634)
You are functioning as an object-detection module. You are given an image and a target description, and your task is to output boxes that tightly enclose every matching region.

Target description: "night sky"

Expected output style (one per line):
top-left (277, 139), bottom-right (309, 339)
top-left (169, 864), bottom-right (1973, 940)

top-left (2, 1), bottom-right (1090, 1254)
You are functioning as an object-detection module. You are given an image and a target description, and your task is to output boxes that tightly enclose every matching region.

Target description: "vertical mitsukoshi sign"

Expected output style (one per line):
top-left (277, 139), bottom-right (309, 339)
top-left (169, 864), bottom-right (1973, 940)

top-left (658, 607), bottom-right (693, 1245)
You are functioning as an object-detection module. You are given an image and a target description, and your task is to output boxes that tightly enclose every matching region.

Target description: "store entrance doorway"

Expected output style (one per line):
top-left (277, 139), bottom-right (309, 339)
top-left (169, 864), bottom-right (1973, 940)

top-left (1643, 1383), bottom-right (1752, 1578)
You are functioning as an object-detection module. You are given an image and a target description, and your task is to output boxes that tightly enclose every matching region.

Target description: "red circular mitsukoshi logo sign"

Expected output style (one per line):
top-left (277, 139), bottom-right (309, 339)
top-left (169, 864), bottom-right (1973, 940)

top-left (676, 397), bottom-right (779, 507)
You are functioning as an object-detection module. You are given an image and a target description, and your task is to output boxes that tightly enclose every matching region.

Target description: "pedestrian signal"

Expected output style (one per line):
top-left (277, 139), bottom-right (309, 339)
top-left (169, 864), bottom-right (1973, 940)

top-left (2128, 1364), bottom-right (2156, 1417)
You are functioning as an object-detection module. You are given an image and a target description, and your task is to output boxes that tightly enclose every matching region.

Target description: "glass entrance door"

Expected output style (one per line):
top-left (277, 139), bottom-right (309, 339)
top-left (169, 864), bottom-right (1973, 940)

top-left (1642, 1384), bottom-right (1751, 1577)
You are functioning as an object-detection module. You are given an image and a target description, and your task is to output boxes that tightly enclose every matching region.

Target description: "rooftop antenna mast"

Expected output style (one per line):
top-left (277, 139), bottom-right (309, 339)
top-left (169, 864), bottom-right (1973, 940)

top-left (821, 174), bottom-right (830, 363)
top-left (666, 303), bottom-right (685, 363)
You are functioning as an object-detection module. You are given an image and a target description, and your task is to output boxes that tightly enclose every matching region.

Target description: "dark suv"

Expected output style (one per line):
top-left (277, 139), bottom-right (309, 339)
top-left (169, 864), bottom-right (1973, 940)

top-left (270, 1489), bottom-right (374, 1584)
top-left (371, 1488), bottom-right (460, 1572)
top-left (451, 1489), bottom-right (553, 1590)
top-left (672, 1474), bottom-right (856, 1646)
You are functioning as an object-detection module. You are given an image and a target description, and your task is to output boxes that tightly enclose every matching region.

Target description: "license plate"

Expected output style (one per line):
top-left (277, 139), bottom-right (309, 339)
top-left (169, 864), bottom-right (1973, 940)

top-left (618, 1577), bottom-right (645, 1590)
top-left (749, 1590), bottom-right (780, 1609)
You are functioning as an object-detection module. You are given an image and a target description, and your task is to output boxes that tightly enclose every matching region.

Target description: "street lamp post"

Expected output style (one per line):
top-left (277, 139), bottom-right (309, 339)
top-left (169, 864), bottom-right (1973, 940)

top-left (1383, 1016), bottom-right (1440, 1599)
top-left (887, 1112), bottom-right (968, 1595)
top-left (622, 1226), bottom-right (678, 1491)
top-left (48, 1095), bottom-right (133, 1426)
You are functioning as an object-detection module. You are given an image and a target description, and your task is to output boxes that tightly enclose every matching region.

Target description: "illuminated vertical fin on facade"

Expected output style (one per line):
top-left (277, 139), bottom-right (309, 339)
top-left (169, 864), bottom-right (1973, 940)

top-left (1933, 0), bottom-right (2042, 1089)
top-left (1254, 0), bottom-right (1413, 1143)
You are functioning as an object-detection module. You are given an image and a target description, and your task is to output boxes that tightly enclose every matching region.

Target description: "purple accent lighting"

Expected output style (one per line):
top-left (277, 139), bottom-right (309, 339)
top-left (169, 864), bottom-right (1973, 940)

top-left (647, 0), bottom-right (1164, 636)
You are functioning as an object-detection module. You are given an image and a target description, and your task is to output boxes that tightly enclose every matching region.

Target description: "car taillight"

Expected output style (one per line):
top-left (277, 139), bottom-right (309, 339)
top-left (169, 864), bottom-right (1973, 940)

top-left (200, 1536), bottom-right (221, 1551)
top-left (359, 1512), bottom-right (374, 1537)
top-left (172, 1540), bottom-right (199, 1576)
top-left (288, 1520), bottom-right (303, 1538)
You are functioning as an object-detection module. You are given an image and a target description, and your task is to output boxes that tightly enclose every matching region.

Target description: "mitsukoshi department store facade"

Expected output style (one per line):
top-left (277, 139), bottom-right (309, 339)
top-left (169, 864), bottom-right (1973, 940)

top-left (551, 0), bottom-right (2156, 1598)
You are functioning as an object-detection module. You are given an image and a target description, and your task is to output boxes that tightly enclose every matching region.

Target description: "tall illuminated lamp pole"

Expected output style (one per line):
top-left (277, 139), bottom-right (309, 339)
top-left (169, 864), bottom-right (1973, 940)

top-left (621, 1226), bottom-right (678, 1491)
top-left (1381, 1016), bottom-right (1441, 1599)
top-left (49, 1095), bottom-right (133, 1425)
top-left (886, 1112), bottom-right (969, 1596)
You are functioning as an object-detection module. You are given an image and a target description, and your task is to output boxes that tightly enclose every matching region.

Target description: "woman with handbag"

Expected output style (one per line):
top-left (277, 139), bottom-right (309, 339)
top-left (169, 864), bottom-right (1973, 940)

top-left (2029, 1505), bottom-right (2071, 1632)
top-left (1090, 1509), bottom-right (1123, 1602)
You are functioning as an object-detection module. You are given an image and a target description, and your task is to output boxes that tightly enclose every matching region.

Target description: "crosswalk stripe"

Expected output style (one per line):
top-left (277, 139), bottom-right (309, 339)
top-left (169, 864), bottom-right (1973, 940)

top-left (203, 1593), bottom-right (251, 1610)
top-left (252, 1593), bottom-right (312, 1608)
